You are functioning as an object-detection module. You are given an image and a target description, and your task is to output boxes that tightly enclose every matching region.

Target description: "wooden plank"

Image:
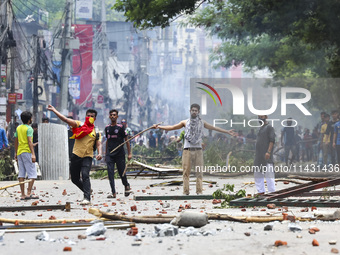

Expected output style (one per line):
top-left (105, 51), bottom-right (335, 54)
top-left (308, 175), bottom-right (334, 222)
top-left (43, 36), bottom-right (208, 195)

top-left (229, 197), bottom-right (340, 207)
top-left (1, 223), bottom-right (135, 233)
top-left (0, 202), bottom-right (71, 212)
top-left (134, 194), bottom-right (214, 201)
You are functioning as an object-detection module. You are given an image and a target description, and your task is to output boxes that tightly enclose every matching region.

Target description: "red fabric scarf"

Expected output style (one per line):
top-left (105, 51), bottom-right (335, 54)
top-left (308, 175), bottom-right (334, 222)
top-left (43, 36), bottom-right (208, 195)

top-left (70, 117), bottom-right (95, 139)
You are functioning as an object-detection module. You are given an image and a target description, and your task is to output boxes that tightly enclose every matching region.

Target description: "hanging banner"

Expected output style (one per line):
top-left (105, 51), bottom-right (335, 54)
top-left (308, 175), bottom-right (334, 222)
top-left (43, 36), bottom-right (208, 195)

top-left (76, 0), bottom-right (93, 19)
top-left (8, 93), bottom-right (16, 104)
top-left (68, 76), bottom-right (80, 99)
top-left (73, 25), bottom-right (93, 107)
top-left (1, 64), bottom-right (6, 86)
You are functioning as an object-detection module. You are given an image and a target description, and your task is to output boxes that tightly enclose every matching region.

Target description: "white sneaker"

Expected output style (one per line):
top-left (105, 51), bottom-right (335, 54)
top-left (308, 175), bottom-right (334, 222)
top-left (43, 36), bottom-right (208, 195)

top-left (80, 199), bottom-right (91, 205)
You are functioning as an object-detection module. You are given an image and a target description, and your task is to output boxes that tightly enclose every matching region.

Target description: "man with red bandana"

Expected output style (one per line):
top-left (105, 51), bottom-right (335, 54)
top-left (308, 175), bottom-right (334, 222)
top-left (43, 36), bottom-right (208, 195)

top-left (47, 105), bottom-right (102, 205)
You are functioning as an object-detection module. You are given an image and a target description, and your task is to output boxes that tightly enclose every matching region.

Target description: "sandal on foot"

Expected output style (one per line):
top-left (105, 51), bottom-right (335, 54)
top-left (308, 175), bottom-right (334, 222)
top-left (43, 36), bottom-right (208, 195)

top-left (26, 194), bottom-right (39, 199)
top-left (107, 193), bottom-right (116, 198)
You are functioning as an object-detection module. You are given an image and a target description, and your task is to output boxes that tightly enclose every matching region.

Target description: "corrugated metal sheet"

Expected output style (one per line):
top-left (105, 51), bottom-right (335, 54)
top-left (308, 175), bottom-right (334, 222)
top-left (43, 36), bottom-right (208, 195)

top-left (38, 123), bottom-right (69, 180)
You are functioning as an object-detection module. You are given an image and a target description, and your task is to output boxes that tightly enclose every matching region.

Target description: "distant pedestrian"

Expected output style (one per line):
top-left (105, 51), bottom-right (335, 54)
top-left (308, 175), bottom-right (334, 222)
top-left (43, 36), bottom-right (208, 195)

top-left (148, 131), bottom-right (156, 148)
top-left (47, 105), bottom-right (102, 205)
top-left (321, 114), bottom-right (331, 165)
top-left (326, 110), bottom-right (339, 164)
top-left (14, 111), bottom-right (38, 200)
top-left (42, 117), bottom-right (49, 123)
top-left (281, 117), bottom-right (296, 165)
top-left (32, 123), bottom-right (39, 163)
top-left (254, 115), bottom-right (276, 195)
top-left (0, 125), bottom-right (9, 151)
top-left (333, 118), bottom-right (340, 165)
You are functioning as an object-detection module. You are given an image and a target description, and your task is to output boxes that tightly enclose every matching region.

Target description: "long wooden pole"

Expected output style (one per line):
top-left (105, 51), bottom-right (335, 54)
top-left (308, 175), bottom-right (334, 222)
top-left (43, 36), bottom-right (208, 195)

top-left (90, 208), bottom-right (315, 223)
top-left (110, 122), bottom-right (162, 154)
top-left (0, 180), bottom-right (33, 191)
top-left (0, 217), bottom-right (108, 224)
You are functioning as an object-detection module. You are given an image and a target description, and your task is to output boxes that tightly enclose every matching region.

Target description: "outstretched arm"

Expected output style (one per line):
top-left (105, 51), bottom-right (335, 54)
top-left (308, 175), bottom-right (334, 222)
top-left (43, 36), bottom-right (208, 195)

top-left (156, 120), bottom-right (186, 131)
top-left (203, 121), bottom-right (237, 136)
top-left (47, 105), bottom-right (77, 128)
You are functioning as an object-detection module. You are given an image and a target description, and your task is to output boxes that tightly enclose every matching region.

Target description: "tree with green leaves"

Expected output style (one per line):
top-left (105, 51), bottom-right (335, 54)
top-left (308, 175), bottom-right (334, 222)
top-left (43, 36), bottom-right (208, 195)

top-left (113, 0), bottom-right (340, 110)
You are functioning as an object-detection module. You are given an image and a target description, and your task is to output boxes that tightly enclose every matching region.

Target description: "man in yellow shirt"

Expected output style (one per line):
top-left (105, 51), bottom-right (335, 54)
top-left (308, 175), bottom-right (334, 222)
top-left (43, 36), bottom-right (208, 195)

top-left (47, 105), bottom-right (103, 205)
top-left (14, 111), bottom-right (37, 200)
top-left (321, 113), bottom-right (331, 165)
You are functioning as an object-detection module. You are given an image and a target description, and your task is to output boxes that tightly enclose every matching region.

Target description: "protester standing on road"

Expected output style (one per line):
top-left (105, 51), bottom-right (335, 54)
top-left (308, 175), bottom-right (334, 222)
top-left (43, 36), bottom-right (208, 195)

top-left (47, 105), bottom-right (102, 205)
top-left (333, 117), bottom-right (340, 165)
top-left (0, 124), bottom-right (9, 151)
top-left (14, 111), bottom-right (38, 200)
top-left (154, 103), bottom-right (236, 195)
top-left (105, 109), bottom-right (132, 198)
top-left (254, 115), bottom-right (276, 195)
top-left (281, 117), bottom-right (296, 165)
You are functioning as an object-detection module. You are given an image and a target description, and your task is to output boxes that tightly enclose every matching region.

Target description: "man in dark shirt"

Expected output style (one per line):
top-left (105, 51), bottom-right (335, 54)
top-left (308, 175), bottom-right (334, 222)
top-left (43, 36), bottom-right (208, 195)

top-left (32, 123), bottom-right (39, 163)
top-left (254, 115), bottom-right (276, 195)
top-left (148, 131), bottom-right (156, 148)
top-left (325, 110), bottom-right (339, 165)
top-left (105, 109), bottom-right (132, 198)
top-left (281, 118), bottom-right (296, 165)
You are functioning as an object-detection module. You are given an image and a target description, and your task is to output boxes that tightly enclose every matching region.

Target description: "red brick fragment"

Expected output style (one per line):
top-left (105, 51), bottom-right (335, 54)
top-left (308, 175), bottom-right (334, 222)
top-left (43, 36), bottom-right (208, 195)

top-left (331, 248), bottom-right (339, 254)
top-left (267, 204), bottom-right (276, 209)
top-left (127, 227), bottom-right (138, 236)
top-left (274, 240), bottom-right (287, 247)
top-left (312, 239), bottom-right (319, 246)
top-left (63, 247), bottom-right (72, 252)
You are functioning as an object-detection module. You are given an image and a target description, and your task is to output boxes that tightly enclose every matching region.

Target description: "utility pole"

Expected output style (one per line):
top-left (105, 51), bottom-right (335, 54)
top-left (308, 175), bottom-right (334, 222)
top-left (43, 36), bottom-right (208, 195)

top-left (0, 0), bottom-right (7, 127)
top-left (60, 0), bottom-right (73, 114)
top-left (33, 35), bottom-right (39, 122)
top-left (7, 0), bottom-right (16, 127)
top-left (101, 0), bottom-right (108, 96)
top-left (140, 31), bottom-right (149, 128)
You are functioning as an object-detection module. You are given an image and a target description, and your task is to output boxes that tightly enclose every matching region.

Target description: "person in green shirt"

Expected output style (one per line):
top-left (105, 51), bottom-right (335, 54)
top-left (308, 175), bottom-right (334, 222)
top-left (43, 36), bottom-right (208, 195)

top-left (14, 111), bottom-right (38, 200)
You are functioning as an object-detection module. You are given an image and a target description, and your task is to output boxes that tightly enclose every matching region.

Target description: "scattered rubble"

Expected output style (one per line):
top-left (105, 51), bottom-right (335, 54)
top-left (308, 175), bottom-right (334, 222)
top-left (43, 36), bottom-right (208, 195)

top-left (85, 222), bottom-right (107, 236)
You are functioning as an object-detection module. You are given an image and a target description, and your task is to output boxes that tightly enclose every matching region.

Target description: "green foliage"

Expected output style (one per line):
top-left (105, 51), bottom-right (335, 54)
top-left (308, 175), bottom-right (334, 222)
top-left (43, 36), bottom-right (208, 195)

top-left (113, 0), bottom-right (199, 28)
top-left (90, 168), bottom-right (120, 179)
top-left (114, 0), bottom-right (340, 108)
top-left (0, 148), bottom-right (14, 180)
top-left (203, 137), bottom-right (254, 172)
top-left (132, 143), bottom-right (181, 165)
top-left (91, 169), bottom-right (108, 179)
top-left (12, 0), bottom-right (66, 29)
top-left (212, 183), bottom-right (246, 208)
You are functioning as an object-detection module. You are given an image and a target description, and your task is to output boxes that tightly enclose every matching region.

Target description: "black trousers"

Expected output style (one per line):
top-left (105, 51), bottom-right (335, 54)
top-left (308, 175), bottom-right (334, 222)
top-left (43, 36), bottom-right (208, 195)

top-left (70, 154), bottom-right (92, 201)
top-left (106, 154), bottom-right (129, 194)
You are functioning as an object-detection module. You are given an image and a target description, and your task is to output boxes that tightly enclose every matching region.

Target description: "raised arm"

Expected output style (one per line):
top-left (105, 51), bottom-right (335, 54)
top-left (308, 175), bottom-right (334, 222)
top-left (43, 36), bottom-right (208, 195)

top-left (156, 120), bottom-right (186, 131)
top-left (203, 121), bottom-right (237, 137)
top-left (47, 105), bottom-right (77, 128)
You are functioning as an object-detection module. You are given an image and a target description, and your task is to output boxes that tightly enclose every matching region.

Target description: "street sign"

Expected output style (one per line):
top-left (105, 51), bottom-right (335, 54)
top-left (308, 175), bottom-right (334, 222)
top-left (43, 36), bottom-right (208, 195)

top-left (8, 93), bottom-right (16, 104)
top-left (16, 93), bottom-right (23, 100)
top-left (97, 95), bottom-right (104, 104)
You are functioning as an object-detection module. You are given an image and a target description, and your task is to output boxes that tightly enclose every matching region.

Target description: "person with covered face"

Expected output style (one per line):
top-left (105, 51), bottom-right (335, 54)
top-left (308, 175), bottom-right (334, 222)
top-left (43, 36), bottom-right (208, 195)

top-left (47, 105), bottom-right (102, 205)
top-left (254, 115), bottom-right (276, 195)
top-left (153, 103), bottom-right (236, 195)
